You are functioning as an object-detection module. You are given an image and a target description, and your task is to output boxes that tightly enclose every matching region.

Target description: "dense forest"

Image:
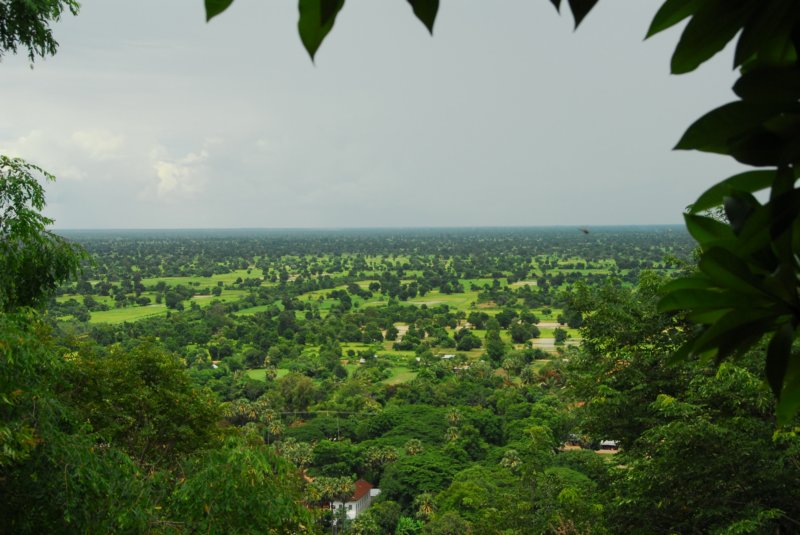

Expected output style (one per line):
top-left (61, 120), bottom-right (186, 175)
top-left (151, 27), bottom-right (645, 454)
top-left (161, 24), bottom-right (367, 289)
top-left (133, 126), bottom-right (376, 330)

top-left (3, 226), bottom-right (799, 533)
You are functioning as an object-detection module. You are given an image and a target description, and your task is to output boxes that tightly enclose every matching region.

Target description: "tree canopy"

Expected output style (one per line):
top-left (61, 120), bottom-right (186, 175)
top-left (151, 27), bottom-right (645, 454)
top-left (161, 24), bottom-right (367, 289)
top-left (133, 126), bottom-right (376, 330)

top-left (0, 156), bottom-right (84, 311)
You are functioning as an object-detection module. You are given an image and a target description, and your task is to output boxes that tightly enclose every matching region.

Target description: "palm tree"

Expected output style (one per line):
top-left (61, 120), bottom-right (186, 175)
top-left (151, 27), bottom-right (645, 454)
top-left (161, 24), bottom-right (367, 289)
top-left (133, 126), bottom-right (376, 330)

top-left (444, 426), bottom-right (460, 443)
top-left (500, 449), bottom-right (522, 473)
top-left (446, 408), bottom-right (461, 427)
top-left (266, 419), bottom-right (284, 445)
top-left (414, 492), bottom-right (436, 521)
top-left (404, 439), bottom-right (423, 456)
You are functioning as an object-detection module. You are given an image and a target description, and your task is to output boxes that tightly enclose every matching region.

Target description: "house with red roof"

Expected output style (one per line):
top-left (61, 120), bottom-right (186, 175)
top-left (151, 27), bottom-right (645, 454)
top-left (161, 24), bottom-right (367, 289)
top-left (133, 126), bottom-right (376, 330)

top-left (330, 479), bottom-right (381, 520)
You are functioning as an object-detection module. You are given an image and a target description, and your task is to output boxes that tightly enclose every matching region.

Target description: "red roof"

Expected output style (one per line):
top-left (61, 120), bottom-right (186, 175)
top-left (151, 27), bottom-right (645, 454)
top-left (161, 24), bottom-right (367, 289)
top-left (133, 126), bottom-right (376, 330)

top-left (351, 479), bottom-right (373, 501)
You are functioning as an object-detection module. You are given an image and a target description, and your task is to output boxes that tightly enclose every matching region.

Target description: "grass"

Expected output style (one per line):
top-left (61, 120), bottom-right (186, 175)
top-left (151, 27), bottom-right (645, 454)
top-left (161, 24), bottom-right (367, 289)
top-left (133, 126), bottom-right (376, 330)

top-left (245, 368), bottom-right (289, 381)
top-left (383, 367), bottom-right (417, 385)
top-left (190, 289), bottom-right (248, 307)
top-left (244, 364), bottom-right (417, 385)
top-left (537, 327), bottom-right (580, 338)
top-left (139, 268), bottom-right (267, 288)
top-left (86, 289), bottom-right (251, 324)
top-left (406, 289), bottom-right (482, 311)
top-left (89, 305), bottom-right (167, 324)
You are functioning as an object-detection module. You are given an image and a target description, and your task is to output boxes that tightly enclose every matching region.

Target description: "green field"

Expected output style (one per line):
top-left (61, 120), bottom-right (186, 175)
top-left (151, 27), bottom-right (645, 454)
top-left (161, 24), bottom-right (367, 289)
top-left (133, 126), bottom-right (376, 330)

top-left (245, 368), bottom-right (289, 381)
top-left (139, 268), bottom-right (267, 288)
top-left (407, 289), bottom-right (482, 311)
top-left (89, 305), bottom-right (167, 324)
top-left (383, 367), bottom-right (417, 385)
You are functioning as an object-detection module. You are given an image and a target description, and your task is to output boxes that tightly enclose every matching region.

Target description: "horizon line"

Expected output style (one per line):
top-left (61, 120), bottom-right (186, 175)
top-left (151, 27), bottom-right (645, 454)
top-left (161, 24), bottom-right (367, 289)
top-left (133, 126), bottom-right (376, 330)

top-left (55, 223), bottom-right (686, 232)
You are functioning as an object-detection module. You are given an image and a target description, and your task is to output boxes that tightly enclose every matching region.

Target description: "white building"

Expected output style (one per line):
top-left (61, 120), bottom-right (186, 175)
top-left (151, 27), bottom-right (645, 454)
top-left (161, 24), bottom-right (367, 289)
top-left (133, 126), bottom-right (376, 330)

top-left (330, 480), bottom-right (381, 520)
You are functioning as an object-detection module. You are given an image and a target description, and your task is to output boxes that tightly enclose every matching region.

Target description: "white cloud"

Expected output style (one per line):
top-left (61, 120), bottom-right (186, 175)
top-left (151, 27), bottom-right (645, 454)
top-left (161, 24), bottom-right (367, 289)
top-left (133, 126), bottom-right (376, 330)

top-left (0, 130), bottom-right (89, 181)
top-left (150, 147), bottom-right (209, 201)
top-left (70, 129), bottom-right (125, 160)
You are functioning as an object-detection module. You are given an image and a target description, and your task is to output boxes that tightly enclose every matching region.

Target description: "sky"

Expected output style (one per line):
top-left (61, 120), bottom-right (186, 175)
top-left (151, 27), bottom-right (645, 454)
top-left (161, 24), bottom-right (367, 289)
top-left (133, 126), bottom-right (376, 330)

top-left (1, 0), bottom-right (747, 229)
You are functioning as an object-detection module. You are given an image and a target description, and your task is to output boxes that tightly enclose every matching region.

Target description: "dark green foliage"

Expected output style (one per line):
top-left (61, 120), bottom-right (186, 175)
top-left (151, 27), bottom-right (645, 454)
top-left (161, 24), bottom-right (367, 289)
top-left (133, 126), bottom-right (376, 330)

top-left (0, 156), bottom-right (84, 312)
top-left (454, 327), bottom-right (481, 351)
top-left (1, 430), bottom-right (154, 534)
top-left (645, 0), bottom-right (800, 423)
top-left (569, 276), bottom-right (800, 532)
top-left (553, 327), bottom-right (567, 345)
top-left (380, 450), bottom-right (464, 509)
top-left (64, 342), bottom-right (222, 467)
top-left (205, 0), bottom-right (234, 21)
top-left (0, 313), bottom-right (153, 533)
top-left (169, 441), bottom-right (311, 534)
top-left (311, 439), bottom-right (358, 475)
top-left (0, 0), bottom-right (79, 62)
top-left (407, 0), bottom-right (438, 34)
top-left (373, 404), bottom-right (448, 446)
top-left (433, 465), bottom-right (519, 526)
top-left (285, 413), bottom-right (357, 442)
top-left (0, 311), bottom-right (57, 467)
top-left (359, 500), bottom-right (402, 534)
top-left (297, 0), bottom-right (344, 61)
top-left (549, 0), bottom-right (601, 29)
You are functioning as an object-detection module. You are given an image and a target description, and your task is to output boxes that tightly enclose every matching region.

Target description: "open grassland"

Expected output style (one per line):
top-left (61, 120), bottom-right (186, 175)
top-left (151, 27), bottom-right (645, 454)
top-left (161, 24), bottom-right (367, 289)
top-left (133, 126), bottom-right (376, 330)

top-left (245, 368), bottom-right (290, 381)
top-left (139, 268), bottom-right (267, 288)
top-left (89, 305), bottom-right (167, 324)
top-left (407, 289), bottom-right (482, 311)
top-left (383, 367), bottom-right (417, 385)
top-left (190, 289), bottom-right (249, 306)
top-left (246, 363), bottom-right (417, 385)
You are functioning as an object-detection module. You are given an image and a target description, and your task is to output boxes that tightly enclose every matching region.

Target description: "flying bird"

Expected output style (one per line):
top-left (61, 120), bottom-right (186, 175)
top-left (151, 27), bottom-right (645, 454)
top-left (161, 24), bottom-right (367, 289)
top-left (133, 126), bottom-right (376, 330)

top-left (578, 227), bottom-right (590, 234)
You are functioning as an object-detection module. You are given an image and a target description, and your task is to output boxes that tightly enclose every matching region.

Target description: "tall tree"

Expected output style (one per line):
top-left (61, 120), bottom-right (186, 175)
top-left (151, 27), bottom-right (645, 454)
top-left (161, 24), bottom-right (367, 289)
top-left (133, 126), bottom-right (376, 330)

top-left (0, 156), bottom-right (83, 311)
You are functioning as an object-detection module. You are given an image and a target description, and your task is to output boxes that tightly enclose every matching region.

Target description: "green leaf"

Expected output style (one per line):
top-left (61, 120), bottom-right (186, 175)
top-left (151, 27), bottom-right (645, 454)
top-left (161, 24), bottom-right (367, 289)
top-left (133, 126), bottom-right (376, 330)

top-left (723, 191), bottom-right (759, 234)
top-left (698, 247), bottom-right (768, 296)
top-left (660, 276), bottom-right (715, 293)
top-left (205, 0), bottom-right (234, 22)
top-left (298, 0), bottom-right (345, 61)
top-left (567, 0), bottom-right (599, 28)
top-left (407, 0), bottom-right (439, 34)
top-left (762, 262), bottom-right (800, 305)
top-left (766, 323), bottom-right (794, 397)
top-left (690, 170), bottom-right (775, 214)
top-left (733, 0), bottom-right (800, 68)
top-left (684, 213), bottom-right (735, 245)
top-left (769, 189), bottom-right (800, 240)
top-left (646, 0), bottom-right (702, 38)
top-left (734, 68), bottom-right (800, 104)
top-left (657, 288), bottom-right (755, 313)
top-left (777, 356), bottom-right (800, 425)
top-left (675, 101), bottom-right (787, 155)
top-left (686, 308), bottom-right (730, 324)
top-left (735, 203), bottom-right (775, 258)
top-left (667, 338), bottom-right (696, 364)
top-left (727, 120), bottom-right (800, 167)
top-left (691, 308), bottom-right (775, 357)
top-left (671, 0), bottom-right (757, 74)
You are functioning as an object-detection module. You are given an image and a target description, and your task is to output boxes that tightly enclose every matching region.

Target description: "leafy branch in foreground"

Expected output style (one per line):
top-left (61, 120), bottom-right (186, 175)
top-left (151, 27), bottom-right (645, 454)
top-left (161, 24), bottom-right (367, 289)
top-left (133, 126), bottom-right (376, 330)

top-left (0, 0), bottom-right (80, 62)
top-left (651, 1), bottom-right (800, 425)
top-left (0, 155), bottom-right (84, 312)
top-left (205, 1), bottom-right (597, 60)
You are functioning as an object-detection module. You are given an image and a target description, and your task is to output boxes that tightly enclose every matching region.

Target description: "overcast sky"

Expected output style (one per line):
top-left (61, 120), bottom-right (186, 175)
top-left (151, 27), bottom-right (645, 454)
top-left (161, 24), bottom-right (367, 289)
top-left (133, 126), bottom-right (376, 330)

top-left (1, 0), bottom-right (746, 229)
